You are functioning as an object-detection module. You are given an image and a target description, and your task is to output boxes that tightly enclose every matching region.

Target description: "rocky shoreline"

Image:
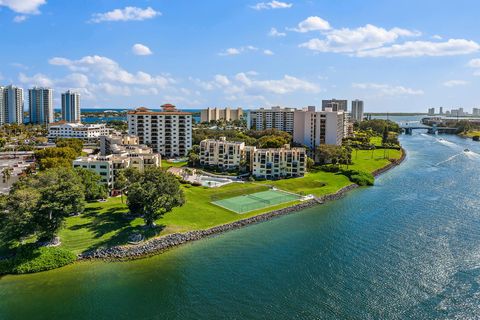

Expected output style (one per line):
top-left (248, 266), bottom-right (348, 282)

top-left (79, 148), bottom-right (406, 261)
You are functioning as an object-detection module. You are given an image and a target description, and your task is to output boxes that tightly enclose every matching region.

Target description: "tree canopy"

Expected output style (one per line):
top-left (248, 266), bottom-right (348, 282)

top-left (126, 167), bottom-right (185, 227)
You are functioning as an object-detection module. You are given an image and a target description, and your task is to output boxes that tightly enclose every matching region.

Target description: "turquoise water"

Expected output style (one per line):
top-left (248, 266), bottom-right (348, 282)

top-left (1, 132), bottom-right (480, 319)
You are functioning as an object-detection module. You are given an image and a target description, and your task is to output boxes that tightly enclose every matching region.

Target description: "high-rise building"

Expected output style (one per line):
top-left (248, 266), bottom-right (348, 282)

top-left (200, 107), bottom-right (244, 123)
top-left (428, 107), bottom-right (435, 115)
top-left (249, 106), bottom-right (295, 133)
top-left (61, 90), bottom-right (81, 123)
top-left (1, 85), bottom-right (24, 125)
top-left (293, 108), bottom-right (346, 152)
top-left (439, 107), bottom-right (444, 115)
top-left (350, 100), bottom-right (364, 122)
top-left (322, 99), bottom-right (348, 112)
top-left (28, 87), bottom-right (54, 125)
top-left (473, 108), bottom-right (480, 116)
top-left (127, 104), bottom-right (192, 157)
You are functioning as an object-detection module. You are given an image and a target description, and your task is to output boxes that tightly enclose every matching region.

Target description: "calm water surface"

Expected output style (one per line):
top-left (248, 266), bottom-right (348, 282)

top-left (1, 132), bottom-right (480, 319)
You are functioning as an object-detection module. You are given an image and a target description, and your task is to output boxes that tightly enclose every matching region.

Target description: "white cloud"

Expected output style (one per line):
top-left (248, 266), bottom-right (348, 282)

top-left (0, 0), bottom-right (46, 14)
top-left (356, 39), bottom-right (480, 57)
top-left (443, 80), bottom-right (469, 87)
top-left (214, 74), bottom-right (230, 86)
top-left (90, 6), bottom-right (160, 23)
top-left (132, 43), bottom-right (153, 56)
top-left (353, 83), bottom-right (424, 96)
top-left (13, 15), bottom-right (27, 23)
top-left (299, 24), bottom-right (420, 53)
top-left (48, 55), bottom-right (173, 93)
top-left (18, 72), bottom-right (54, 87)
top-left (263, 49), bottom-right (274, 55)
top-left (251, 1), bottom-right (292, 10)
top-left (289, 16), bottom-right (331, 33)
top-left (468, 58), bottom-right (480, 76)
top-left (268, 27), bottom-right (286, 37)
top-left (218, 46), bottom-right (258, 56)
top-left (432, 35), bottom-right (443, 40)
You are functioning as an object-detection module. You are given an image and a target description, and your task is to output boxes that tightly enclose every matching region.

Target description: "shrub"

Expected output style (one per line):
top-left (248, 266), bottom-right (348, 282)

top-left (0, 245), bottom-right (76, 275)
top-left (341, 169), bottom-right (374, 186)
top-left (191, 181), bottom-right (202, 187)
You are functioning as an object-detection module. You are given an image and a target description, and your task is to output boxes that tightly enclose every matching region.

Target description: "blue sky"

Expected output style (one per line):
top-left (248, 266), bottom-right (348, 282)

top-left (1, 0), bottom-right (480, 112)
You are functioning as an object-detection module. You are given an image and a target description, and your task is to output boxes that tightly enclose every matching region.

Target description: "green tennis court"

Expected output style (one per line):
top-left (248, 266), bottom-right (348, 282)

top-left (212, 189), bottom-right (302, 214)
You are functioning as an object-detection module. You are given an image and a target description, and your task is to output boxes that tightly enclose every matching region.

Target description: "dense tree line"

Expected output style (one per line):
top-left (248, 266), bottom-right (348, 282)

top-left (34, 138), bottom-right (84, 170)
top-left (355, 119), bottom-right (401, 134)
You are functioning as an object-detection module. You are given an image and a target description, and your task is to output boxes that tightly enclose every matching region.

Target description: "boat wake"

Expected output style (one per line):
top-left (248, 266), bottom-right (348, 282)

top-left (435, 153), bottom-right (464, 166)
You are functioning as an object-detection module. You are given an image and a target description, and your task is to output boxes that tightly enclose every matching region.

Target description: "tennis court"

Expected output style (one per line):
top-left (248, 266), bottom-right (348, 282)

top-left (212, 189), bottom-right (302, 214)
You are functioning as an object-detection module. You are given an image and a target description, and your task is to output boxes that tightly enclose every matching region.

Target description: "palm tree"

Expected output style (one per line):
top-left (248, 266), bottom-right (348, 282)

top-left (2, 167), bottom-right (13, 183)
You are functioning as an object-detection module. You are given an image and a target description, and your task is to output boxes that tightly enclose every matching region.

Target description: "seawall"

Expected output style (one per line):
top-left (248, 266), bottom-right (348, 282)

top-left (79, 148), bottom-right (407, 261)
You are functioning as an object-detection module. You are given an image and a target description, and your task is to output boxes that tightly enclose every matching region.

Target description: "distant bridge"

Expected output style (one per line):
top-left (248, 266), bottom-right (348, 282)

top-left (400, 124), bottom-right (458, 135)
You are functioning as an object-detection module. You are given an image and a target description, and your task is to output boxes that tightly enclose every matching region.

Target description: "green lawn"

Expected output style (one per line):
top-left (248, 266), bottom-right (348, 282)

top-left (161, 159), bottom-right (188, 169)
top-left (55, 148), bottom-right (401, 254)
top-left (370, 136), bottom-right (383, 146)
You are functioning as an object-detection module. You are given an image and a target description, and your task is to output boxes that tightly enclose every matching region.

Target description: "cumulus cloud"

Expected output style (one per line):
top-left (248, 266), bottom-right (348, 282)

top-left (218, 46), bottom-right (258, 56)
top-left (18, 72), bottom-right (54, 87)
top-left (90, 6), bottom-right (160, 23)
top-left (443, 80), bottom-right (469, 87)
top-left (353, 83), bottom-right (424, 96)
top-left (355, 39), bottom-right (480, 57)
top-left (132, 43), bottom-right (153, 56)
top-left (468, 58), bottom-right (480, 75)
top-left (49, 55), bottom-right (172, 87)
top-left (300, 24), bottom-right (420, 53)
top-left (0, 0), bottom-right (46, 14)
top-left (251, 1), bottom-right (292, 10)
top-left (289, 16), bottom-right (331, 32)
top-left (268, 27), bottom-right (286, 37)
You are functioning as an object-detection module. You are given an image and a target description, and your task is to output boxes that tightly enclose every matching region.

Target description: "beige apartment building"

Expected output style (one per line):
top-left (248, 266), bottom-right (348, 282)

top-left (199, 137), bottom-right (306, 179)
top-left (293, 107), bottom-right (346, 150)
top-left (200, 107), bottom-right (243, 123)
top-left (252, 146), bottom-right (306, 179)
top-left (127, 104), bottom-right (192, 158)
top-left (199, 137), bottom-right (245, 170)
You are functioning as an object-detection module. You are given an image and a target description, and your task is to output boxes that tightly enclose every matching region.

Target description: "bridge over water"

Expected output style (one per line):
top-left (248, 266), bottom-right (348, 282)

top-left (399, 122), bottom-right (458, 135)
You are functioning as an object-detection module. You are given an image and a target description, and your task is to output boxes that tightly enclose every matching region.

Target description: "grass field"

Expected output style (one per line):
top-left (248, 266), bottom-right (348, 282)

top-left (53, 148), bottom-right (401, 254)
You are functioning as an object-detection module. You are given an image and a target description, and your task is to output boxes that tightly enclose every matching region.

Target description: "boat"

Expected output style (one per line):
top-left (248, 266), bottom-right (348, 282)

top-left (464, 149), bottom-right (470, 152)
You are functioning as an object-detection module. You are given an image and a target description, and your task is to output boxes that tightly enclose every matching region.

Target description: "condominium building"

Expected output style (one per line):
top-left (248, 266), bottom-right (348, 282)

top-left (199, 137), bottom-right (245, 170)
top-left (249, 106), bottom-right (295, 133)
top-left (28, 87), bottom-right (54, 125)
top-left (127, 104), bottom-right (192, 158)
top-left (473, 108), bottom-right (480, 116)
top-left (252, 146), bottom-right (306, 179)
top-left (350, 100), bottom-right (364, 122)
top-left (73, 156), bottom-right (114, 186)
top-left (48, 122), bottom-right (110, 140)
top-left (200, 107), bottom-right (244, 123)
top-left (61, 90), bottom-right (81, 123)
top-left (322, 99), bottom-right (348, 112)
top-left (198, 137), bottom-right (306, 179)
top-left (428, 107), bottom-right (435, 116)
top-left (73, 149), bottom-right (161, 188)
top-left (100, 134), bottom-right (140, 156)
top-left (293, 108), bottom-right (346, 150)
top-left (1, 85), bottom-right (24, 125)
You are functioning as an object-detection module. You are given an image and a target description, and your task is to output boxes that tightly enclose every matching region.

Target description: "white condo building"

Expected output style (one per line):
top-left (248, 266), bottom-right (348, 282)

top-left (199, 137), bottom-right (246, 170)
top-left (350, 100), bottom-right (364, 122)
top-left (28, 87), bottom-right (54, 125)
top-left (61, 90), bottom-right (81, 123)
top-left (249, 107), bottom-right (295, 133)
top-left (0, 85), bottom-right (24, 125)
top-left (293, 107), bottom-right (346, 149)
top-left (322, 99), bottom-right (348, 112)
top-left (127, 104), bottom-right (192, 158)
top-left (48, 122), bottom-right (110, 140)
